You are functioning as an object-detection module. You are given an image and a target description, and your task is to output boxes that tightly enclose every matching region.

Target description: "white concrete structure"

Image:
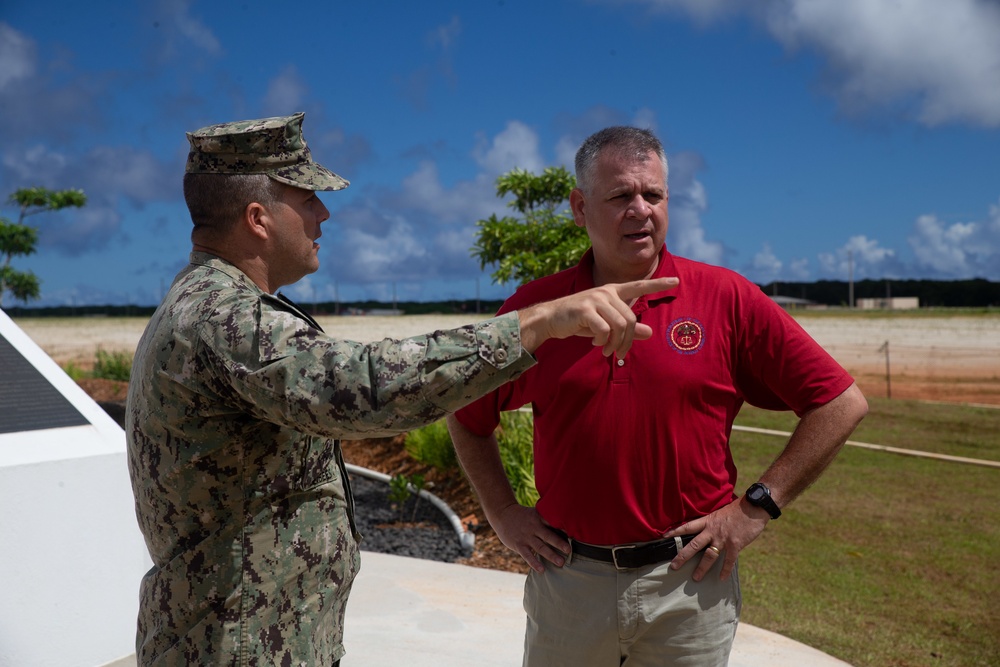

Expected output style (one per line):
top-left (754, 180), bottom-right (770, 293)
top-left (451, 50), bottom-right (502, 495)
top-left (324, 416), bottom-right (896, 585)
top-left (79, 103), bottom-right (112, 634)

top-left (856, 296), bottom-right (920, 310)
top-left (0, 309), bottom-right (151, 667)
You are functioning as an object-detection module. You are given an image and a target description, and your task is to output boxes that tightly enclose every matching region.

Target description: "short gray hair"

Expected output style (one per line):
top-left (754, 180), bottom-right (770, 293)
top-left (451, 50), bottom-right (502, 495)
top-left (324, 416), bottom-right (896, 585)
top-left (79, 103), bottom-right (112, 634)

top-left (574, 127), bottom-right (668, 194)
top-left (183, 173), bottom-right (286, 238)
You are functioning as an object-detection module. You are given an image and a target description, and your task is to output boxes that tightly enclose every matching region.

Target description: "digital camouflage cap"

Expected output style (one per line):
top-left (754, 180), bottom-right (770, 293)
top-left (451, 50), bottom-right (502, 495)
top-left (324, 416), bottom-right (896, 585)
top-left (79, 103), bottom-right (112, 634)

top-left (185, 112), bottom-right (349, 191)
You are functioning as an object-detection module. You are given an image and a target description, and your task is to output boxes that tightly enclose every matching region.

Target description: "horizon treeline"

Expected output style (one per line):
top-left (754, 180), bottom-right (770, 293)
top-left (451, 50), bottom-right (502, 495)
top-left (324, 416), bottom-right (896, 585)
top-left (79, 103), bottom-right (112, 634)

top-left (4, 278), bottom-right (999, 318)
top-left (758, 277), bottom-right (1000, 307)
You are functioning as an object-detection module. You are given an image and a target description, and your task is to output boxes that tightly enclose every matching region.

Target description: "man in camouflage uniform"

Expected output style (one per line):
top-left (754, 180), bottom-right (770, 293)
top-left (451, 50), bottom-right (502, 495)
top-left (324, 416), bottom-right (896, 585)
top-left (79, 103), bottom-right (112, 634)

top-left (126, 112), bottom-right (676, 666)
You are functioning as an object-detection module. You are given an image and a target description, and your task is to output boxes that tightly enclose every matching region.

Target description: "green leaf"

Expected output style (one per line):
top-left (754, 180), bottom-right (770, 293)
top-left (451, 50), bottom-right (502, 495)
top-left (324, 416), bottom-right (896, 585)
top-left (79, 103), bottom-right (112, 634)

top-left (471, 167), bottom-right (590, 287)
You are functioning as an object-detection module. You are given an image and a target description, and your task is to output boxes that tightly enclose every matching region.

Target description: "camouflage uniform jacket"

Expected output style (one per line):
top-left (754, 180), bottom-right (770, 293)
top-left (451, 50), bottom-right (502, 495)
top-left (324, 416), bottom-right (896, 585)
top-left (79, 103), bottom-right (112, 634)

top-left (126, 252), bottom-right (533, 666)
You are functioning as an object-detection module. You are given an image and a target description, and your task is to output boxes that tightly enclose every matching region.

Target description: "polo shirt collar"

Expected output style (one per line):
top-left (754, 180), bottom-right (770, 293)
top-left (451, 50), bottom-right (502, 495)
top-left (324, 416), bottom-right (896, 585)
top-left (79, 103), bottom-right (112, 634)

top-left (572, 246), bottom-right (680, 308)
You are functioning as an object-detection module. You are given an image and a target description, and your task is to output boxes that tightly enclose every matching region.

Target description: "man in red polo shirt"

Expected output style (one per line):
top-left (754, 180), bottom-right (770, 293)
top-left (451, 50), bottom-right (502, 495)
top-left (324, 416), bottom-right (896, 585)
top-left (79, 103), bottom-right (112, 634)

top-left (447, 126), bottom-right (868, 666)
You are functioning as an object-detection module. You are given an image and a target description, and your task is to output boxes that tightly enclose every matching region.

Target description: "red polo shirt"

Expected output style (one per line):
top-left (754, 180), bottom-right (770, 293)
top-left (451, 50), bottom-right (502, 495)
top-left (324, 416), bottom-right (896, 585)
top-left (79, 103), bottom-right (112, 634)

top-left (455, 248), bottom-right (854, 545)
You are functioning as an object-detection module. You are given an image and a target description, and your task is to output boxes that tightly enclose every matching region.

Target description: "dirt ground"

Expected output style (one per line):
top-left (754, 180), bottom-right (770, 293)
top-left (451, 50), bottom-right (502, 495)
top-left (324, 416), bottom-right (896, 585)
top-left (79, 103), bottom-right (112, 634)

top-left (15, 312), bottom-right (1000, 406)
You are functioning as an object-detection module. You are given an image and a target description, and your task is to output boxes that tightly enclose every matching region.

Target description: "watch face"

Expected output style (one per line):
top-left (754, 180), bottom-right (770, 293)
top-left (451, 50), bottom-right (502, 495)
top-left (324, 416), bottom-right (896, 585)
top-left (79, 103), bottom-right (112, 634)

top-left (749, 485), bottom-right (764, 502)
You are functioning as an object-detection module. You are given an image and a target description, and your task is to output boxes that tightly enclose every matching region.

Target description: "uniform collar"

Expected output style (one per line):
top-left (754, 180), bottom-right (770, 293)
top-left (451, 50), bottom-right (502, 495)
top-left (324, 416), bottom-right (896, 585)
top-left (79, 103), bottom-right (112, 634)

top-left (188, 251), bottom-right (323, 331)
top-left (188, 251), bottom-right (265, 295)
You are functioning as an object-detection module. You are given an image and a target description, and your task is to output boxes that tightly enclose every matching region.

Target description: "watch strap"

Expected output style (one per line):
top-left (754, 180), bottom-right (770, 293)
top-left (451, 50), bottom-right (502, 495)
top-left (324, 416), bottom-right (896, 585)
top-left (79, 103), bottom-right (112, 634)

top-left (746, 482), bottom-right (782, 519)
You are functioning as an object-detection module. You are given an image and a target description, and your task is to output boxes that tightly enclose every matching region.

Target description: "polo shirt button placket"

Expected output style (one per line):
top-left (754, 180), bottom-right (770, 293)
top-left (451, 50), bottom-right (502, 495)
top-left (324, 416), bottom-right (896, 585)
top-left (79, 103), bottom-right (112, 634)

top-left (612, 355), bottom-right (629, 382)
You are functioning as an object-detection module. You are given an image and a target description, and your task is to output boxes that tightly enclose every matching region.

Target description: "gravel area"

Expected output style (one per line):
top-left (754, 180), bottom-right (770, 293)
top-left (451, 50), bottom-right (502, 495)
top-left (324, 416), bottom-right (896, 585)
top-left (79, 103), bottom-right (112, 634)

top-left (349, 473), bottom-right (469, 563)
top-left (83, 395), bottom-right (468, 565)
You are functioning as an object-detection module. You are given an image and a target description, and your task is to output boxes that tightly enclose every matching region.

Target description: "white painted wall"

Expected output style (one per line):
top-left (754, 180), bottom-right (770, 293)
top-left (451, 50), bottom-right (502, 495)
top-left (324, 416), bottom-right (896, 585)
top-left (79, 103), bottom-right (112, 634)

top-left (0, 310), bottom-right (151, 667)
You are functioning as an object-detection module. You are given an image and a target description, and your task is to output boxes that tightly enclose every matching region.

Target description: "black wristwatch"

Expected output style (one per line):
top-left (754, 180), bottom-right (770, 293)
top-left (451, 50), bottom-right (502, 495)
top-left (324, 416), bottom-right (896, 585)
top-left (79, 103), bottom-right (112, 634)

top-left (745, 482), bottom-right (781, 519)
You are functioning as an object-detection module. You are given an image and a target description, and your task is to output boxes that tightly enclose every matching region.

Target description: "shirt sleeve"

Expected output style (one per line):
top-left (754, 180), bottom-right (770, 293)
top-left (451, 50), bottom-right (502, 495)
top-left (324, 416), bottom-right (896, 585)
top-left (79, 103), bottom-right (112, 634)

top-left (198, 301), bottom-right (535, 439)
top-left (736, 288), bottom-right (854, 416)
top-left (451, 296), bottom-right (533, 436)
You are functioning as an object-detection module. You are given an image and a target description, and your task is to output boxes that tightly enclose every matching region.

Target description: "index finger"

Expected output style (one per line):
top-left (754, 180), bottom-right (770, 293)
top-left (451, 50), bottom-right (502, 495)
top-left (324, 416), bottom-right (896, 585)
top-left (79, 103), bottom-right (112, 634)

top-left (614, 277), bottom-right (679, 301)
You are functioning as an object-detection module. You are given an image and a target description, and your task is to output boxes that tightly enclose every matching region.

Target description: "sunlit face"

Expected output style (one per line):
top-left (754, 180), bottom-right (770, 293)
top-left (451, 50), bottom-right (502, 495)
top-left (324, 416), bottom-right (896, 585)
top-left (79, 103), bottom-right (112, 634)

top-left (570, 149), bottom-right (668, 286)
top-left (267, 184), bottom-right (330, 289)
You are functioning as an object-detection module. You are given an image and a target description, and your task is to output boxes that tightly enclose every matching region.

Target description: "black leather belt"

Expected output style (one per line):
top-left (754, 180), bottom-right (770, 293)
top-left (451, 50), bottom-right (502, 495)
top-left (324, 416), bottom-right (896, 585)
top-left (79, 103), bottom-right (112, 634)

top-left (570, 535), bottom-right (698, 570)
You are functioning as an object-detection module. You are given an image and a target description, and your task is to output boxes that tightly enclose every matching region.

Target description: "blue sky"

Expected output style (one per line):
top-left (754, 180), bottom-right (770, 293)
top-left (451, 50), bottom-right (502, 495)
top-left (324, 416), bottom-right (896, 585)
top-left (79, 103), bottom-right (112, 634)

top-left (2, 0), bottom-right (999, 307)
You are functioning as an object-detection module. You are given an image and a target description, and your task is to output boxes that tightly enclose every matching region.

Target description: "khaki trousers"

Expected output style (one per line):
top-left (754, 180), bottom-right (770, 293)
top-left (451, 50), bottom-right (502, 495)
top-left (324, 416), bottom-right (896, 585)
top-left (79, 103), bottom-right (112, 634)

top-left (522, 550), bottom-right (741, 666)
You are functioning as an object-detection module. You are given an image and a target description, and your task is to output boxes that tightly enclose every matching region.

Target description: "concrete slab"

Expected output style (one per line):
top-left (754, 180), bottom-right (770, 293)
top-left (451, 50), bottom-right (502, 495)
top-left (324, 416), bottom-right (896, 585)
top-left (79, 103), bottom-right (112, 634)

top-left (108, 551), bottom-right (852, 666)
top-left (342, 552), bottom-right (853, 666)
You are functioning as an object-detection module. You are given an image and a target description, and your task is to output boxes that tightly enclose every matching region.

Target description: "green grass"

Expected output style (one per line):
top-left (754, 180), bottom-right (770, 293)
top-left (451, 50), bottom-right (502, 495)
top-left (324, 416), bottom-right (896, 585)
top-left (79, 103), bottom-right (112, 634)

top-left (732, 398), bottom-right (1000, 667)
top-left (60, 348), bottom-right (133, 382)
top-left (400, 395), bottom-right (1000, 665)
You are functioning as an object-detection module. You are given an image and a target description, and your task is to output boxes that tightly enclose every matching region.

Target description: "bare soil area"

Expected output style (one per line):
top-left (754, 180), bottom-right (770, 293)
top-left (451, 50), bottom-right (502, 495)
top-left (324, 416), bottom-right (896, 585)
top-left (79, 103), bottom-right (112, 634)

top-left (794, 316), bottom-right (1000, 405)
top-left (15, 312), bottom-right (1000, 406)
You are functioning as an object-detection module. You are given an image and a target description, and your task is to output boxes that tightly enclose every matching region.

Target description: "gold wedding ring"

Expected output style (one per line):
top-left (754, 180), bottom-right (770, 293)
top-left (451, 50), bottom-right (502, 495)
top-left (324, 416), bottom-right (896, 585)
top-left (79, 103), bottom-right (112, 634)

top-left (706, 545), bottom-right (721, 555)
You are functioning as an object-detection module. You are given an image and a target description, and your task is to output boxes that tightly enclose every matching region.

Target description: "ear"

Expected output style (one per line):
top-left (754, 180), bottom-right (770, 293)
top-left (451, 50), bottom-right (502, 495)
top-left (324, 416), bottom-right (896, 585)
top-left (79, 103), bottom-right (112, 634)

top-left (569, 188), bottom-right (587, 229)
top-left (242, 202), bottom-right (271, 241)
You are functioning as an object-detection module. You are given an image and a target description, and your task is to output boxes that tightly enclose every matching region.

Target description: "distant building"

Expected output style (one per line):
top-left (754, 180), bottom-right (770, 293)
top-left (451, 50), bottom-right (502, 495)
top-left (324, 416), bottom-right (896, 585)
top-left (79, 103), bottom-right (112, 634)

top-left (769, 295), bottom-right (822, 310)
top-left (856, 297), bottom-right (920, 310)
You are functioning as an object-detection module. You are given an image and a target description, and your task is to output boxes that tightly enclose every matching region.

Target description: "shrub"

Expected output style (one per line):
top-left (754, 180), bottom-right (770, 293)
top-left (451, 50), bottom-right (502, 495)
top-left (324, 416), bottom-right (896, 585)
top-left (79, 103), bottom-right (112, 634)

top-left (404, 411), bottom-right (539, 507)
top-left (93, 348), bottom-right (132, 382)
top-left (405, 419), bottom-right (458, 470)
top-left (62, 360), bottom-right (87, 381)
top-left (497, 411), bottom-right (539, 507)
top-left (388, 473), bottom-right (426, 521)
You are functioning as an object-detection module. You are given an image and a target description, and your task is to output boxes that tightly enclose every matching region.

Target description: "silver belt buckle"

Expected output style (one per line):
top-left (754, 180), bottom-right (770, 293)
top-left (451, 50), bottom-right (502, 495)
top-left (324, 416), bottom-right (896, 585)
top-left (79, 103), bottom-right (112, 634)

top-left (611, 544), bottom-right (635, 570)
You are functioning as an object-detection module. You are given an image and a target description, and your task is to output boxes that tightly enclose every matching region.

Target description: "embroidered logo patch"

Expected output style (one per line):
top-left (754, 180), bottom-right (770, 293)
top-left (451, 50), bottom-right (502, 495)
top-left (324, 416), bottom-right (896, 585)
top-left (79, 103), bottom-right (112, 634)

top-left (667, 317), bottom-right (705, 354)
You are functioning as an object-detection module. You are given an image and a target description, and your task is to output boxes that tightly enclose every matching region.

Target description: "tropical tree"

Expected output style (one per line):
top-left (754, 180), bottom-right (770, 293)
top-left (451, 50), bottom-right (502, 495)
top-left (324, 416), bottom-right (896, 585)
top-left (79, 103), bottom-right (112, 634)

top-left (0, 187), bottom-right (87, 306)
top-left (472, 166), bottom-right (590, 287)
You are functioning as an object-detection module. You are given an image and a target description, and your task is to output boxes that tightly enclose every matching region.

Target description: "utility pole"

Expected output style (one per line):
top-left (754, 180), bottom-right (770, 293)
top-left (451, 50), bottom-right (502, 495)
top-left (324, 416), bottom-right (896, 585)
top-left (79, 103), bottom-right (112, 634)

top-left (848, 249), bottom-right (855, 309)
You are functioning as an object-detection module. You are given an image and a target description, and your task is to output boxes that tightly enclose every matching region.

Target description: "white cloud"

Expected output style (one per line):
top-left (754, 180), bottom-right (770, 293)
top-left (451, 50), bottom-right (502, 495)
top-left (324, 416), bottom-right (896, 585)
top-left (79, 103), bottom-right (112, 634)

top-left (0, 25), bottom-right (102, 144)
top-left (35, 204), bottom-right (124, 255)
top-left (325, 155), bottom-right (503, 290)
top-left (0, 22), bottom-right (35, 90)
top-left (747, 243), bottom-right (783, 284)
top-left (83, 146), bottom-right (176, 204)
top-left (597, 0), bottom-right (1000, 127)
top-left (156, 0), bottom-right (222, 55)
top-left (630, 107), bottom-right (659, 133)
top-left (664, 151), bottom-right (726, 265)
top-left (335, 214), bottom-right (430, 284)
top-left (6, 143), bottom-right (174, 207)
top-left (818, 235), bottom-right (900, 279)
top-left (472, 121), bottom-right (545, 175)
top-left (742, 201), bottom-right (1000, 283)
top-left (550, 105), bottom-right (646, 175)
top-left (908, 202), bottom-right (1000, 278)
top-left (428, 16), bottom-right (462, 50)
top-left (284, 276), bottom-right (318, 304)
top-left (3, 144), bottom-right (68, 181)
top-left (553, 136), bottom-right (579, 172)
top-left (787, 257), bottom-right (811, 280)
top-left (261, 66), bottom-right (308, 117)
top-left (2, 142), bottom-right (175, 255)
top-left (394, 16), bottom-right (463, 110)
top-left (397, 160), bottom-right (499, 224)
top-left (765, 0), bottom-right (1000, 126)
